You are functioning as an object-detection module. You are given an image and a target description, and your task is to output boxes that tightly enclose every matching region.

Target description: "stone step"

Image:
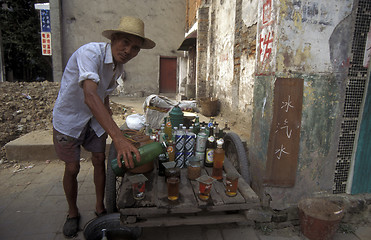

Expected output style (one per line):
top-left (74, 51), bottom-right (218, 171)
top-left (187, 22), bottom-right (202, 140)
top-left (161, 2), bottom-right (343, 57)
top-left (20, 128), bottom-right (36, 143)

top-left (5, 130), bottom-right (112, 162)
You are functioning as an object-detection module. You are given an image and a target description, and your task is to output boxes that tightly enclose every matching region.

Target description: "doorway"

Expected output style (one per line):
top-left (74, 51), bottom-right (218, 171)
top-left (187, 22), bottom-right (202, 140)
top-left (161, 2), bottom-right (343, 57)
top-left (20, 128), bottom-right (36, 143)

top-left (350, 67), bottom-right (371, 194)
top-left (159, 57), bottom-right (177, 93)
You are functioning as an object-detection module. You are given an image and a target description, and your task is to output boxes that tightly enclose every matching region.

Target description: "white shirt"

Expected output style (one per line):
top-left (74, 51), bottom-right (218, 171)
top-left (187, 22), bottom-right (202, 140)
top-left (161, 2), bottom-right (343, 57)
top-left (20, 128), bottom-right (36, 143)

top-left (53, 42), bottom-right (124, 138)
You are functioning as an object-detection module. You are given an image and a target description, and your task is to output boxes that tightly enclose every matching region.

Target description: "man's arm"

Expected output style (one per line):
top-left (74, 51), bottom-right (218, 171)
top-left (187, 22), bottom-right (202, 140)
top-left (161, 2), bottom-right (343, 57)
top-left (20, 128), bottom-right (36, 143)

top-left (104, 95), bottom-right (113, 116)
top-left (82, 79), bottom-right (140, 168)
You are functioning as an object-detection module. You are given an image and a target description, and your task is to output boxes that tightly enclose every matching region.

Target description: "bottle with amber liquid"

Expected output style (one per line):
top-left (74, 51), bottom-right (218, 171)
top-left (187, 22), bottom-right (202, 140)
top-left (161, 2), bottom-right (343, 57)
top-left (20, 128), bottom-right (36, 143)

top-left (164, 117), bottom-right (172, 141)
top-left (212, 139), bottom-right (225, 180)
top-left (204, 127), bottom-right (216, 167)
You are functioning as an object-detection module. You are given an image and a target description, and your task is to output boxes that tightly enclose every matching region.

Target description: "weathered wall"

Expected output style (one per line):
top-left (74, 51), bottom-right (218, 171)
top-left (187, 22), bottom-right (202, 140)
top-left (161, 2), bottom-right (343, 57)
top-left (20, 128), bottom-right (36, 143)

top-left (56, 0), bottom-right (185, 95)
top-left (208, 1), bottom-right (236, 100)
top-left (201, 0), bottom-right (257, 139)
top-left (250, 0), bottom-right (354, 209)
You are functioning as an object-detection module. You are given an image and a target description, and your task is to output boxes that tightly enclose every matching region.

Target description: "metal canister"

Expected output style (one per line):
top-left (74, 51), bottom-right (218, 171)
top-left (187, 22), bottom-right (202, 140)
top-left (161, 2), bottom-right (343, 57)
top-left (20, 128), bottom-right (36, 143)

top-left (185, 131), bottom-right (196, 153)
top-left (196, 127), bottom-right (207, 152)
top-left (111, 142), bottom-right (166, 177)
top-left (175, 151), bottom-right (185, 168)
top-left (169, 105), bottom-right (184, 129)
top-left (175, 127), bottom-right (185, 168)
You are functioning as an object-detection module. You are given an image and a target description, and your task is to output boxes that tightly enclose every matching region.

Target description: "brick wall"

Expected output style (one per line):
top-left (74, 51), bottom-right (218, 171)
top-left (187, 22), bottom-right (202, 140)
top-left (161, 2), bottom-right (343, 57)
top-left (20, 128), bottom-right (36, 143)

top-left (186, 0), bottom-right (203, 31)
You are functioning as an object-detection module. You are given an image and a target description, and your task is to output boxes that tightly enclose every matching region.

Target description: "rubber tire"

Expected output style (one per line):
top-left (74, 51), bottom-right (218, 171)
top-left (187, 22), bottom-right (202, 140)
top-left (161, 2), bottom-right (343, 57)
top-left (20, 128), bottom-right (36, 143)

top-left (223, 132), bottom-right (250, 185)
top-left (83, 213), bottom-right (142, 240)
top-left (105, 142), bottom-right (120, 213)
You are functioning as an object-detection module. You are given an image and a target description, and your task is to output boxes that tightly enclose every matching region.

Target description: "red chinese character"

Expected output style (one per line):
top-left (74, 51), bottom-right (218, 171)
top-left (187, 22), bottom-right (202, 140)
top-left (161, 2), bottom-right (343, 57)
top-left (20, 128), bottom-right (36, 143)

top-left (263, 0), bottom-right (272, 25)
top-left (260, 31), bottom-right (274, 62)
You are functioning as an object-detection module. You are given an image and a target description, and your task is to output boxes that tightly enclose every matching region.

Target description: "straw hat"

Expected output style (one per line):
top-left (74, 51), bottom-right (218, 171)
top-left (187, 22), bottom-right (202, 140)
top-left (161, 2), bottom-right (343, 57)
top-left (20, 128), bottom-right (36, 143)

top-left (102, 16), bottom-right (155, 49)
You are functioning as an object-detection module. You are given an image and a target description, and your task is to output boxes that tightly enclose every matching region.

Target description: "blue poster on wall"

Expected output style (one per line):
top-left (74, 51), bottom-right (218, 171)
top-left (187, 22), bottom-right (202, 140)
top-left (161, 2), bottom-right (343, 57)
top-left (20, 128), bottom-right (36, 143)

top-left (41, 10), bottom-right (51, 32)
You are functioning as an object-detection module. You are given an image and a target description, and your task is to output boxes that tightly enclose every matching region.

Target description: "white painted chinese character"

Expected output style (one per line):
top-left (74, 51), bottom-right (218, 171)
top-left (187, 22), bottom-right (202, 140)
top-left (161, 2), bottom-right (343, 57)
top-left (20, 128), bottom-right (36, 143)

top-left (280, 119), bottom-right (292, 138)
top-left (275, 144), bottom-right (289, 159)
top-left (281, 95), bottom-right (294, 112)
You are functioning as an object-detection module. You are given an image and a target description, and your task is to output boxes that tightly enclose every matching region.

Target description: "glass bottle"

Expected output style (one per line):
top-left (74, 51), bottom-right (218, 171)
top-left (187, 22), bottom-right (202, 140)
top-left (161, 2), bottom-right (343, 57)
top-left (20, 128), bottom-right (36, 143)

top-left (204, 127), bottom-right (216, 167)
top-left (193, 116), bottom-right (200, 135)
top-left (164, 117), bottom-right (172, 141)
top-left (111, 142), bottom-right (167, 177)
top-left (214, 123), bottom-right (220, 138)
top-left (159, 126), bottom-right (166, 144)
top-left (167, 140), bottom-right (175, 162)
top-left (212, 139), bottom-right (225, 180)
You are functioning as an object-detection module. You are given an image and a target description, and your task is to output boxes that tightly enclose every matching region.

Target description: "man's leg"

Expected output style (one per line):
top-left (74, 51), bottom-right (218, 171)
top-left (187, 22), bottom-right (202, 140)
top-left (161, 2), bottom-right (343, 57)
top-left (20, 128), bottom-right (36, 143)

top-left (91, 152), bottom-right (106, 215)
top-left (62, 161), bottom-right (81, 238)
top-left (63, 161), bottom-right (80, 218)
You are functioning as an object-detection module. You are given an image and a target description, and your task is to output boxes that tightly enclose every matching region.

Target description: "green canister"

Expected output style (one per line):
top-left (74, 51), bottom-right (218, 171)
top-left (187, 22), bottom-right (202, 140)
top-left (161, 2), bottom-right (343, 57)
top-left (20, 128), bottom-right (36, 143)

top-left (111, 142), bottom-right (167, 177)
top-left (169, 105), bottom-right (184, 129)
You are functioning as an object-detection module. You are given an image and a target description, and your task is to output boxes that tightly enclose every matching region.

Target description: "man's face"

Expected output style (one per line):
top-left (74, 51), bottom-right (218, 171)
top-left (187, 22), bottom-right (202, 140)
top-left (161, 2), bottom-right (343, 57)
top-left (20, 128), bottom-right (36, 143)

top-left (111, 33), bottom-right (143, 64)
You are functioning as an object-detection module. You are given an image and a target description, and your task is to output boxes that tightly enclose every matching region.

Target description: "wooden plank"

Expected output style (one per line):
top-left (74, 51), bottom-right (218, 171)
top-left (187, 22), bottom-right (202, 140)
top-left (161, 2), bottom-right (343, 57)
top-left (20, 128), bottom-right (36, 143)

top-left (204, 166), bottom-right (246, 205)
top-left (264, 78), bottom-right (304, 187)
top-left (117, 174), bottom-right (135, 209)
top-left (117, 171), bottom-right (158, 208)
top-left (120, 207), bottom-right (168, 217)
top-left (189, 174), bottom-right (209, 208)
top-left (122, 213), bottom-right (247, 227)
top-left (156, 168), bottom-right (200, 212)
top-left (203, 167), bottom-right (225, 206)
top-left (206, 202), bottom-right (260, 212)
top-left (224, 159), bottom-right (259, 203)
top-left (167, 168), bottom-right (202, 213)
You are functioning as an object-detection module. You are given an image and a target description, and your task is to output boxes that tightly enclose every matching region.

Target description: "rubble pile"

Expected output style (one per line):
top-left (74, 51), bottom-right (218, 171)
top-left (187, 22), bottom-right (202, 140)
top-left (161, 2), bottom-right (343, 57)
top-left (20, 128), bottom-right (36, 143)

top-left (0, 81), bottom-right (127, 161)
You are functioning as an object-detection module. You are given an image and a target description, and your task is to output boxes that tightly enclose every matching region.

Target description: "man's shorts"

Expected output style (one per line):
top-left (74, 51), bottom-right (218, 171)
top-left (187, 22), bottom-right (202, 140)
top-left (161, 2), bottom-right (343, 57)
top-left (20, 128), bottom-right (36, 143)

top-left (53, 123), bottom-right (108, 163)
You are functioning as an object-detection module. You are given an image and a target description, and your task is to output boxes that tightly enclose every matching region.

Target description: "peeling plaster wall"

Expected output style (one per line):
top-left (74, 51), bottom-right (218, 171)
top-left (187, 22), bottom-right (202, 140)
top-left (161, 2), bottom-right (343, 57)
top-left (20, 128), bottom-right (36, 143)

top-left (203, 0), bottom-right (257, 140)
top-left (208, 0), bottom-right (236, 103)
top-left (250, 0), bottom-right (354, 209)
top-left (60, 0), bottom-right (185, 95)
top-left (238, 0), bottom-right (258, 113)
top-left (276, 0), bottom-right (353, 73)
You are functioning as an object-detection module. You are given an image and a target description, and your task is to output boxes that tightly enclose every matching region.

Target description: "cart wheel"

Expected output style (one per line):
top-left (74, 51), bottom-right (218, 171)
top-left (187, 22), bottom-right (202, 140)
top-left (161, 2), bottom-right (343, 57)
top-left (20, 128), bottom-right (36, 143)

top-left (105, 143), bottom-right (123, 213)
top-left (223, 132), bottom-right (250, 185)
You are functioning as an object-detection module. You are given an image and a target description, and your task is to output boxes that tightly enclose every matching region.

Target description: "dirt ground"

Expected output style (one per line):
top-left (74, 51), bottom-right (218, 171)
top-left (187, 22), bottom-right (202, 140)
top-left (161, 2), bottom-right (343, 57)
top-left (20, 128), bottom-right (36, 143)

top-left (0, 81), bottom-right (131, 164)
top-left (0, 81), bottom-right (248, 166)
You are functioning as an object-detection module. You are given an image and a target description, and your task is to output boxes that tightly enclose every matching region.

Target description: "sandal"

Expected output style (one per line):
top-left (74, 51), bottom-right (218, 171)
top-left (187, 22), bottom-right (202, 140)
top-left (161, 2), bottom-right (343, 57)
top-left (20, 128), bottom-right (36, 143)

top-left (95, 209), bottom-right (107, 217)
top-left (63, 214), bottom-right (80, 238)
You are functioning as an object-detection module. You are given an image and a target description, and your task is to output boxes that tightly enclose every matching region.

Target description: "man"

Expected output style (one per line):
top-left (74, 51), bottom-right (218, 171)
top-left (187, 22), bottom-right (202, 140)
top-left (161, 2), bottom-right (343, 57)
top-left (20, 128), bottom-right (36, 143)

top-left (52, 16), bottom-right (155, 238)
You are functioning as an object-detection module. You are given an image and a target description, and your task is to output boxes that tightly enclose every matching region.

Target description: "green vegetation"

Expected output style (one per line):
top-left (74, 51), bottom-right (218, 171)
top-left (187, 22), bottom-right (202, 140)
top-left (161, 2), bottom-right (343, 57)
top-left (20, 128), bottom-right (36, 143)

top-left (0, 0), bottom-right (52, 81)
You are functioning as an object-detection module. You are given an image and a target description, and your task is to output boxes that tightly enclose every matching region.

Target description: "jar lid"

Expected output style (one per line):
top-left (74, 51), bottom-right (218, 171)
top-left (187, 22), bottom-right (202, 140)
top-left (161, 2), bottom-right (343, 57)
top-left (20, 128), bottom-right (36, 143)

top-left (187, 159), bottom-right (201, 167)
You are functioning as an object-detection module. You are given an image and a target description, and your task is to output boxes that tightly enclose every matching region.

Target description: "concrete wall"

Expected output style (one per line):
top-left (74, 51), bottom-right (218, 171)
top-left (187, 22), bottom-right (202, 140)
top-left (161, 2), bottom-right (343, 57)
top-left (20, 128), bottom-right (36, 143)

top-left (52, 0), bottom-right (186, 95)
top-left (187, 0), bottom-right (356, 209)
top-left (250, 0), bottom-right (354, 209)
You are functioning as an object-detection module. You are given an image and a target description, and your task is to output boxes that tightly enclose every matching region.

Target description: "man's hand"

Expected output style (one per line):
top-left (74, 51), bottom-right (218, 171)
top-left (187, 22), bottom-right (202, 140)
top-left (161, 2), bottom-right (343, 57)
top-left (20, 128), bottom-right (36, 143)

top-left (114, 136), bottom-right (141, 169)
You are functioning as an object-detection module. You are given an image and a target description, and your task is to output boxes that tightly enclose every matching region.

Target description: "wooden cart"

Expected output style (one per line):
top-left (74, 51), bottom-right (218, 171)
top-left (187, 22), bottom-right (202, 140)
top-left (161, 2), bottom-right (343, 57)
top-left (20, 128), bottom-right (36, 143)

top-left (114, 157), bottom-right (259, 227)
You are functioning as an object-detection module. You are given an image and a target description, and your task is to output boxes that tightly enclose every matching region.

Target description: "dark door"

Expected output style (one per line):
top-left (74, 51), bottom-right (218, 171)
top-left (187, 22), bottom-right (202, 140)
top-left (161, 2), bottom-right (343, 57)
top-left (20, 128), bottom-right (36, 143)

top-left (351, 71), bottom-right (371, 194)
top-left (159, 57), bottom-right (177, 93)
